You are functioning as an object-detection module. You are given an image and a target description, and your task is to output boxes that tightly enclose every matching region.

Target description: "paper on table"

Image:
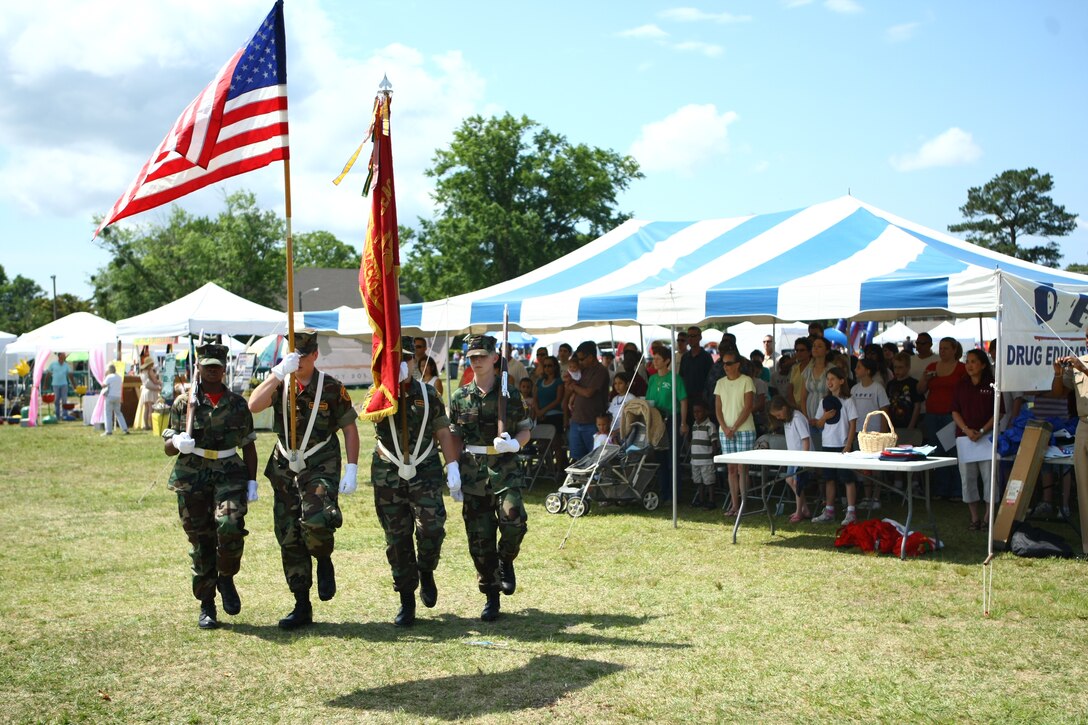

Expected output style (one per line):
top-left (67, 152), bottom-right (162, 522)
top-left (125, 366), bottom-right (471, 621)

top-left (955, 434), bottom-right (993, 463)
top-left (936, 421), bottom-right (957, 452)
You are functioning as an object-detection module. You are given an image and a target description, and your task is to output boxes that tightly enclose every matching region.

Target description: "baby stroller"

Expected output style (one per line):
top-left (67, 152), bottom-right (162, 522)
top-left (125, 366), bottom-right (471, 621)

top-left (544, 399), bottom-right (663, 517)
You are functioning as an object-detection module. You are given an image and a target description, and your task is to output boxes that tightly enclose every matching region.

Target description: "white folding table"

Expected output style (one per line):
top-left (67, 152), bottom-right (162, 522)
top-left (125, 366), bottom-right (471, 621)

top-left (714, 450), bottom-right (958, 558)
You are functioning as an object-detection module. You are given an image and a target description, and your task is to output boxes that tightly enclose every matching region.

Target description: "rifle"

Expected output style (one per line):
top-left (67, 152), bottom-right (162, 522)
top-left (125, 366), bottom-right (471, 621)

top-left (185, 330), bottom-right (204, 436)
top-left (497, 305), bottom-right (509, 437)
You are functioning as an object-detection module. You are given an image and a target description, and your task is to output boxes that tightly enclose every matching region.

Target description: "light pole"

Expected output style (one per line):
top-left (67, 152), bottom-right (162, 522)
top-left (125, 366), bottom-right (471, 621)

top-left (50, 275), bottom-right (57, 320)
top-left (298, 286), bottom-right (320, 312)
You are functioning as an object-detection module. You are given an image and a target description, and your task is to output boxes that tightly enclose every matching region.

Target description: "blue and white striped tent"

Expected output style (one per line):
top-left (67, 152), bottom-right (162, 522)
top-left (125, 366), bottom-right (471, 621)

top-left (309, 196), bottom-right (1088, 334)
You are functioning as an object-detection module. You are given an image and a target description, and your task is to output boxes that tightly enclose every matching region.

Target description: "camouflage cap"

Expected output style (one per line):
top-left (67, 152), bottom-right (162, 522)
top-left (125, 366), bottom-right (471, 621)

top-left (401, 336), bottom-right (416, 355)
top-left (293, 331), bottom-right (318, 355)
top-left (464, 334), bottom-right (497, 357)
top-left (196, 343), bottom-right (228, 367)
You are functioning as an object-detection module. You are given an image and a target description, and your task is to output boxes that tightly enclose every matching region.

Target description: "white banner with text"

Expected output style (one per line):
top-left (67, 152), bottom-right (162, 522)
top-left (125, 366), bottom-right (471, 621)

top-left (998, 273), bottom-right (1088, 392)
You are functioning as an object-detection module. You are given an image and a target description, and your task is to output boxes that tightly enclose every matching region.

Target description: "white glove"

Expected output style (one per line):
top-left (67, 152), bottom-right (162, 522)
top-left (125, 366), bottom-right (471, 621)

top-left (451, 488), bottom-right (464, 503)
top-left (446, 461), bottom-right (462, 498)
top-left (271, 352), bottom-right (301, 381)
top-left (399, 360), bottom-right (410, 383)
top-left (339, 463), bottom-right (358, 494)
top-left (493, 432), bottom-right (521, 454)
top-left (246, 480), bottom-right (259, 502)
top-left (172, 432), bottom-right (196, 455)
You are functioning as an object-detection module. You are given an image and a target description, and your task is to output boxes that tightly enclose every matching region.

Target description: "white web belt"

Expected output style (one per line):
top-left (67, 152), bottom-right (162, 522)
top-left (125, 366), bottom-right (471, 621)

top-left (375, 380), bottom-right (434, 480)
top-left (276, 370), bottom-right (328, 473)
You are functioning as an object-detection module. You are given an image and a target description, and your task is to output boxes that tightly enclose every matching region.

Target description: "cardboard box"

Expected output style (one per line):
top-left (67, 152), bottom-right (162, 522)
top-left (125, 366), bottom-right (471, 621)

top-left (992, 420), bottom-right (1052, 549)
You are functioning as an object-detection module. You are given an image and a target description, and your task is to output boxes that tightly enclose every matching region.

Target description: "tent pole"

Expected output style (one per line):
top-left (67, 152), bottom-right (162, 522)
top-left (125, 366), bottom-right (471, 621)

top-left (444, 329), bottom-right (451, 409)
top-left (987, 272), bottom-right (1003, 562)
top-left (609, 322), bottom-right (616, 376)
top-left (670, 324), bottom-right (678, 529)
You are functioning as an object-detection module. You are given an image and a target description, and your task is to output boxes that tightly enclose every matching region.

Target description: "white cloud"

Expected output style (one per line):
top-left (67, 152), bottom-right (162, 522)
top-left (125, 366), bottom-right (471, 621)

top-left (4, 0), bottom-right (269, 85)
top-left (825, 0), bottom-right (863, 13)
top-left (0, 0), bottom-right (490, 243)
top-left (629, 104), bottom-right (738, 175)
top-left (659, 7), bottom-right (752, 23)
top-left (672, 40), bottom-right (724, 57)
top-left (886, 22), bottom-right (920, 42)
top-left (890, 127), bottom-right (982, 172)
top-left (752, 160), bottom-right (770, 173)
top-left (617, 24), bottom-right (669, 39)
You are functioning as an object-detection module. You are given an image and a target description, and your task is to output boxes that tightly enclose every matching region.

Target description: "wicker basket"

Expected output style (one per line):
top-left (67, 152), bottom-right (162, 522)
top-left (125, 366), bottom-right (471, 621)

top-left (857, 410), bottom-right (898, 453)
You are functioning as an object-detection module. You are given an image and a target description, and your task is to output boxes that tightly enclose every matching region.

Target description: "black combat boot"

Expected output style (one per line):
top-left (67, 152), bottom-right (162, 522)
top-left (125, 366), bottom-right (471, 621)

top-left (394, 589), bottom-right (416, 627)
top-left (418, 570), bottom-right (438, 608)
top-left (480, 590), bottom-right (501, 622)
top-left (217, 576), bottom-right (241, 615)
top-left (278, 591), bottom-right (313, 630)
top-left (316, 556), bottom-right (336, 601)
top-left (198, 598), bottom-right (218, 630)
top-left (498, 559), bottom-right (516, 596)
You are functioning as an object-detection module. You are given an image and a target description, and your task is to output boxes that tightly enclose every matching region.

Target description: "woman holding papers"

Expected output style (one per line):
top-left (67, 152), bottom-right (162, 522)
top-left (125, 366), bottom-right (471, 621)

top-left (918, 336), bottom-right (967, 499)
top-left (951, 349), bottom-right (998, 530)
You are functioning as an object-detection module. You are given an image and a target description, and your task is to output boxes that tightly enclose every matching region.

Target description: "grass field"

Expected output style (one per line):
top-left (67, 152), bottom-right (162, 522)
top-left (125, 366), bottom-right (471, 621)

top-left (2, 416), bottom-right (1087, 724)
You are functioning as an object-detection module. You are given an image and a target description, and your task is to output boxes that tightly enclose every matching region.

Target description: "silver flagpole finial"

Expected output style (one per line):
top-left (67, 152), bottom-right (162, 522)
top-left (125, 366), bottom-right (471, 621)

top-left (378, 74), bottom-right (393, 93)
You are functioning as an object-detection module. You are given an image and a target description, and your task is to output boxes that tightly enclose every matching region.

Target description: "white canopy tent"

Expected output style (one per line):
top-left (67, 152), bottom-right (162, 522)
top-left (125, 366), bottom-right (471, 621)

top-left (872, 321), bottom-right (919, 345)
top-left (6, 312), bottom-right (117, 357)
top-left (115, 282), bottom-right (287, 340)
top-left (951, 317), bottom-right (998, 345)
top-left (0, 331), bottom-right (16, 374)
top-left (726, 321), bottom-right (809, 359)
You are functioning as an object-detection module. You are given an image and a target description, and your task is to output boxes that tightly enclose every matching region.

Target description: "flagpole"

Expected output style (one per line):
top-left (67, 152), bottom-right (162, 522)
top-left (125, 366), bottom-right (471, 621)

top-left (283, 157), bottom-right (298, 450)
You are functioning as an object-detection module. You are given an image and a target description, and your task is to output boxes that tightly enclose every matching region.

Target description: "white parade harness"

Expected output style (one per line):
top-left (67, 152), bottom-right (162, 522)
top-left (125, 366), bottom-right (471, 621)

top-left (374, 380), bottom-right (434, 480)
top-left (275, 370), bottom-right (330, 473)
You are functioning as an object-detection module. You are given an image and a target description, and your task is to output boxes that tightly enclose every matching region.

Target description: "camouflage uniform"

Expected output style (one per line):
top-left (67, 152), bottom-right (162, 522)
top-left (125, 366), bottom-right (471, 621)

top-left (265, 370), bottom-right (358, 594)
top-left (164, 385), bottom-right (256, 602)
top-left (371, 380), bottom-right (449, 593)
top-left (449, 378), bottom-right (532, 592)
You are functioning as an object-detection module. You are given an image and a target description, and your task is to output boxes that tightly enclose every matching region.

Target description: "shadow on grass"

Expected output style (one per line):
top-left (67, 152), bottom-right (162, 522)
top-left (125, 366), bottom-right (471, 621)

top-left (327, 653), bottom-right (624, 719)
top-left (230, 608), bottom-right (690, 650)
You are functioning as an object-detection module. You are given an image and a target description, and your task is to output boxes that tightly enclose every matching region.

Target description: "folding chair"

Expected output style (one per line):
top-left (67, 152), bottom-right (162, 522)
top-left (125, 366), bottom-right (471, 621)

top-left (518, 423), bottom-right (558, 490)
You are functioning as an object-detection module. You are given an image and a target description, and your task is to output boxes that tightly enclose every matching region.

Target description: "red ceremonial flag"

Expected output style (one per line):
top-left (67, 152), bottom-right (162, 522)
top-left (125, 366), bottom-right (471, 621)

top-left (358, 92), bottom-right (401, 421)
top-left (94, 2), bottom-right (288, 237)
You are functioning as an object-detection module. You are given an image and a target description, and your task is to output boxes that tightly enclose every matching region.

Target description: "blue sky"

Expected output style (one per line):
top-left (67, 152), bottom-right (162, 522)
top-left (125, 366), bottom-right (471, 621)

top-left (1, 0), bottom-right (1085, 303)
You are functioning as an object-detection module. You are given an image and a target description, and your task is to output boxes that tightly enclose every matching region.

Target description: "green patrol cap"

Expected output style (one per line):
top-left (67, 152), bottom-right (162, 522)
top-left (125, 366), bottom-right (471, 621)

top-left (464, 334), bottom-right (497, 357)
top-left (196, 343), bottom-right (228, 367)
top-left (293, 331), bottom-right (318, 355)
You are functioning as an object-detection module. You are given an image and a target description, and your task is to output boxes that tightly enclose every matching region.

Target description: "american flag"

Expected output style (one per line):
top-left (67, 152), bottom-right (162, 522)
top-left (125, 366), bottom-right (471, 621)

top-left (95, 1), bottom-right (288, 236)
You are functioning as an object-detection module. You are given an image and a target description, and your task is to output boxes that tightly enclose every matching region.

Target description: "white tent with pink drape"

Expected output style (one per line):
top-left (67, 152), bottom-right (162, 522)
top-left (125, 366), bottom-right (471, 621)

top-left (7, 312), bottom-right (117, 426)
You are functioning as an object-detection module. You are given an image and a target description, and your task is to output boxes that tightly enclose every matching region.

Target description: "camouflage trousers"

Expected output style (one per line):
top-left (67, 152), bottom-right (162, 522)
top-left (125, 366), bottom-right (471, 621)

top-left (372, 462), bottom-right (447, 593)
top-left (174, 475), bottom-right (248, 602)
top-left (461, 487), bottom-right (527, 592)
top-left (269, 466), bottom-right (343, 594)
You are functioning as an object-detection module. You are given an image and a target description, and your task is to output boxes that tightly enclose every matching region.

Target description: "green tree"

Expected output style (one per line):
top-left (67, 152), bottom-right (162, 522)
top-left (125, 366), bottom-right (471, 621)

top-left (294, 230), bottom-right (360, 268)
top-left (0, 266), bottom-right (47, 334)
top-left (91, 191), bottom-right (352, 319)
top-left (26, 294), bottom-right (95, 331)
top-left (401, 113), bottom-right (643, 300)
top-left (948, 168), bottom-right (1078, 267)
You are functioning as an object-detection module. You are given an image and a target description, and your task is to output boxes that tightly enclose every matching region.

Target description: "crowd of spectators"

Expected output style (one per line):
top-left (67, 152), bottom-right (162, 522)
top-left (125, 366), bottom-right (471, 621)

top-left (423, 321), bottom-right (1074, 531)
